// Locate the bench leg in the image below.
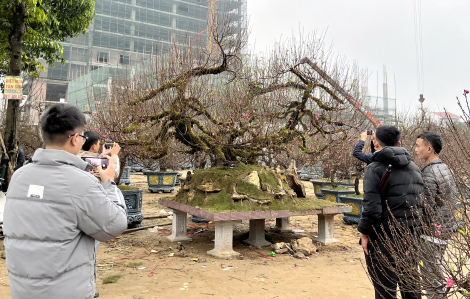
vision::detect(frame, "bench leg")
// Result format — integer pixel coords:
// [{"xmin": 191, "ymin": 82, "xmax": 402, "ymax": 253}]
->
[
  {"xmin": 275, "ymin": 217, "xmax": 291, "ymax": 232},
  {"xmin": 207, "ymin": 221, "xmax": 240, "ymax": 259},
  {"xmin": 314, "ymin": 214, "xmax": 339, "ymax": 245},
  {"xmin": 244, "ymin": 219, "xmax": 271, "ymax": 247},
  {"xmin": 167, "ymin": 210, "xmax": 192, "ymax": 242}
]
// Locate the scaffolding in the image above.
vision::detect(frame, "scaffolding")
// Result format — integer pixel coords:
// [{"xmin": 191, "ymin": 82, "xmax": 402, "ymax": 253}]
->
[{"xmin": 362, "ymin": 95, "xmax": 397, "ymax": 125}]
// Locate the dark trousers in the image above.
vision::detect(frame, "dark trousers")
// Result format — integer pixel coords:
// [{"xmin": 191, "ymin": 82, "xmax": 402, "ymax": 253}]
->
[{"xmin": 365, "ymin": 236, "xmax": 421, "ymax": 299}]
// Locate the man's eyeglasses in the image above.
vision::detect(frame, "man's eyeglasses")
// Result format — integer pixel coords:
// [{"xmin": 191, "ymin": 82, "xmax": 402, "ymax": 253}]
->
[{"xmin": 68, "ymin": 133, "xmax": 88, "ymax": 143}]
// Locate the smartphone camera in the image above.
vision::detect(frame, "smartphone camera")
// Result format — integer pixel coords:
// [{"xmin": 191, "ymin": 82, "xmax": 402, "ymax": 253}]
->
[
  {"xmin": 81, "ymin": 157, "xmax": 109, "ymax": 170},
  {"xmin": 367, "ymin": 130, "xmax": 373, "ymax": 135},
  {"xmin": 104, "ymin": 143, "xmax": 115, "ymax": 149}
]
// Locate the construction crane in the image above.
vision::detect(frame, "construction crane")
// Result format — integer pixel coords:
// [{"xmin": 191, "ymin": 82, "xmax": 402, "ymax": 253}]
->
[{"xmin": 300, "ymin": 57, "xmax": 382, "ymax": 128}]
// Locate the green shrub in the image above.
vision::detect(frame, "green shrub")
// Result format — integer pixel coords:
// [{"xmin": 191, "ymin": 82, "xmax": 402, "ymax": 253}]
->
[
  {"xmin": 126, "ymin": 262, "xmax": 143, "ymax": 268},
  {"xmin": 103, "ymin": 275, "xmax": 122, "ymax": 284}
]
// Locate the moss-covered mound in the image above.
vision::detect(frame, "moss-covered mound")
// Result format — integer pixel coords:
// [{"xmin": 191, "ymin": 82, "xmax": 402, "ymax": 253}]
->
[{"xmin": 173, "ymin": 163, "xmax": 339, "ymax": 213}]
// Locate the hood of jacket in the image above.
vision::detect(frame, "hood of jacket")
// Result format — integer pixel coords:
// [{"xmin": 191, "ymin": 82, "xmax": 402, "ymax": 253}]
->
[
  {"xmin": 372, "ymin": 146, "xmax": 411, "ymax": 168},
  {"xmin": 33, "ymin": 148, "xmax": 89, "ymax": 171}
]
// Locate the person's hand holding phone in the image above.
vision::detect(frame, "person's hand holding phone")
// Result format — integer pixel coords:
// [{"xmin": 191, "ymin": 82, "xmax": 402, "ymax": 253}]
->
[
  {"xmin": 102, "ymin": 143, "xmax": 120, "ymax": 156},
  {"xmin": 360, "ymin": 131, "xmax": 368, "ymax": 142},
  {"xmin": 102, "ymin": 144, "xmax": 112, "ymax": 156},
  {"xmin": 97, "ymin": 155, "xmax": 115, "ymax": 183},
  {"xmin": 80, "ymin": 153, "xmax": 95, "ymax": 174},
  {"xmin": 110, "ymin": 143, "xmax": 121, "ymax": 156}
]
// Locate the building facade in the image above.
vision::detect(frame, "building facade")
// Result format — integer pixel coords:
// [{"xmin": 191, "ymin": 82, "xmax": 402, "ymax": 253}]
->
[{"xmin": 38, "ymin": 0, "xmax": 246, "ymax": 106}]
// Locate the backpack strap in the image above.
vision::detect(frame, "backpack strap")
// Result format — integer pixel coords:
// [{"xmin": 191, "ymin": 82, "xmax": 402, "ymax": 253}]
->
[{"xmin": 379, "ymin": 164, "xmax": 392, "ymax": 195}]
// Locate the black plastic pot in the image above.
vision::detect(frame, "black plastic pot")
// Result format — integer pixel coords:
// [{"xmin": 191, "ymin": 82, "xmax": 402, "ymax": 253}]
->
[
  {"xmin": 338, "ymin": 195, "xmax": 364, "ymax": 224},
  {"xmin": 320, "ymin": 188, "xmax": 356, "ymax": 203},
  {"xmin": 310, "ymin": 180, "xmax": 331, "ymax": 199},
  {"xmin": 118, "ymin": 186, "xmax": 144, "ymax": 228},
  {"xmin": 119, "ymin": 167, "xmax": 131, "ymax": 185},
  {"xmin": 145, "ymin": 171, "xmax": 178, "ymax": 193}
]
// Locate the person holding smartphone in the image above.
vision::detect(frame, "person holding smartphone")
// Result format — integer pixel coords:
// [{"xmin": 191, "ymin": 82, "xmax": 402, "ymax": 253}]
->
[
  {"xmin": 3, "ymin": 104, "xmax": 127, "ymax": 299},
  {"xmin": 80, "ymin": 131, "xmax": 121, "ymax": 180},
  {"xmin": 353, "ymin": 130, "xmax": 376, "ymax": 164},
  {"xmin": 358, "ymin": 125, "xmax": 424, "ymax": 299}
]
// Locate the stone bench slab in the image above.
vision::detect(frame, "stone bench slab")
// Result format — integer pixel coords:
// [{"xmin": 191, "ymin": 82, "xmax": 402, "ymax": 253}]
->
[{"xmin": 158, "ymin": 199, "xmax": 352, "ymax": 258}]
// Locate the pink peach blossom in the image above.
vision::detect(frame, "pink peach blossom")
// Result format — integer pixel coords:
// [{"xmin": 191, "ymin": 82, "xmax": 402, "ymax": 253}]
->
[{"xmin": 447, "ymin": 278, "xmax": 454, "ymax": 288}]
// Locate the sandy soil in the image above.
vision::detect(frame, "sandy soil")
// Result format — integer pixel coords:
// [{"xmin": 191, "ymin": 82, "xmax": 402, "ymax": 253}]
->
[{"xmin": 0, "ymin": 173, "xmax": 375, "ymax": 299}]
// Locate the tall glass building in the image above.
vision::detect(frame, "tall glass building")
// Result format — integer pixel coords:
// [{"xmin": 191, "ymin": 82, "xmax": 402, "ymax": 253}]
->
[{"xmin": 39, "ymin": 0, "xmax": 246, "ymax": 104}]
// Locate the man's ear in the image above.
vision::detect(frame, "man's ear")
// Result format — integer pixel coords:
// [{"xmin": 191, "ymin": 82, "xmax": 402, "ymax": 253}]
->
[
  {"xmin": 429, "ymin": 145, "xmax": 435, "ymax": 154},
  {"xmin": 70, "ymin": 134, "xmax": 79, "ymax": 147},
  {"xmin": 397, "ymin": 141, "xmax": 401, "ymax": 147}
]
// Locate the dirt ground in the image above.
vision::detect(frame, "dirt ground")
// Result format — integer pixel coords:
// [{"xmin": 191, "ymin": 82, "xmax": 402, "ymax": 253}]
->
[{"xmin": 0, "ymin": 173, "xmax": 375, "ymax": 299}]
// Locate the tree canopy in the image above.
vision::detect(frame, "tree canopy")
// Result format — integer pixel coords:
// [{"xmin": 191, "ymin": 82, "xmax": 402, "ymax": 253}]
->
[{"xmin": 0, "ymin": 0, "xmax": 95, "ymax": 76}]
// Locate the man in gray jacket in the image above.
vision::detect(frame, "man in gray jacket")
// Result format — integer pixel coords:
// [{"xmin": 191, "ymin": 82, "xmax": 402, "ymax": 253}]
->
[
  {"xmin": 415, "ymin": 131, "xmax": 457, "ymax": 298},
  {"xmin": 4, "ymin": 104, "xmax": 128, "ymax": 299}
]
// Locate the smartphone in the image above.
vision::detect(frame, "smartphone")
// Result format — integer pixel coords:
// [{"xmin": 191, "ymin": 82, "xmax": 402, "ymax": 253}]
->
[
  {"xmin": 367, "ymin": 130, "xmax": 373, "ymax": 135},
  {"xmin": 104, "ymin": 143, "xmax": 115, "ymax": 149},
  {"xmin": 81, "ymin": 157, "xmax": 109, "ymax": 170}
]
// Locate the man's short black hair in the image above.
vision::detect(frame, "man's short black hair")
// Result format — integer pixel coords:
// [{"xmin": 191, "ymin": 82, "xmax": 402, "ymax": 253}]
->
[
  {"xmin": 417, "ymin": 131, "xmax": 443, "ymax": 154},
  {"xmin": 40, "ymin": 104, "xmax": 87, "ymax": 146},
  {"xmin": 375, "ymin": 125, "xmax": 401, "ymax": 147},
  {"xmin": 82, "ymin": 131, "xmax": 100, "ymax": 151}
]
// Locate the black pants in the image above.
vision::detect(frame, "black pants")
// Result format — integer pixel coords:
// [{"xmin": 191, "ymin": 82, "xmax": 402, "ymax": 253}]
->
[{"xmin": 365, "ymin": 236, "xmax": 421, "ymax": 299}]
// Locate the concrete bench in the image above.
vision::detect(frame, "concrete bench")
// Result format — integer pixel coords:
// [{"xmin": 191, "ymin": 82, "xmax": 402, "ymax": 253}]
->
[{"xmin": 159, "ymin": 199, "xmax": 352, "ymax": 259}]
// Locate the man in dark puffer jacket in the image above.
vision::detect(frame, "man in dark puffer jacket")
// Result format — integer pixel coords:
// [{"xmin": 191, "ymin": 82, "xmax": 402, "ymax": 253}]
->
[
  {"xmin": 415, "ymin": 132, "xmax": 457, "ymax": 298},
  {"xmin": 358, "ymin": 125, "xmax": 424, "ymax": 299}
]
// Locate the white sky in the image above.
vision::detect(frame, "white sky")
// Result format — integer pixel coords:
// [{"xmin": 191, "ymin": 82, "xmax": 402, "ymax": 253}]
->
[{"xmin": 247, "ymin": 0, "xmax": 470, "ymax": 116}]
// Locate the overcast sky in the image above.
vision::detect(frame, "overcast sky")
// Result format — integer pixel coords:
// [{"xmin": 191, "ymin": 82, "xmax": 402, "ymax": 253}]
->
[{"xmin": 247, "ymin": 0, "xmax": 470, "ymax": 116}]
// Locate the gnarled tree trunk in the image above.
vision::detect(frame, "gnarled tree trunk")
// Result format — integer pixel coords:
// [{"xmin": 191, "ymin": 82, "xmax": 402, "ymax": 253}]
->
[{"xmin": 3, "ymin": 2, "xmax": 26, "ymax": 189}]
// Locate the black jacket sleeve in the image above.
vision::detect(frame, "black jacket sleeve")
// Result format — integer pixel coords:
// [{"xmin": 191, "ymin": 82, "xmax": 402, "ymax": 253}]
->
[
  {"xmin": 14, "ymin": 148, "xmax": 25, "ymax": 170},
  {"xmin": 353, "ymin": 140, "xmax": 373, "ymax": 164},
  {"xmin": 358, "ymin": 165, "xmax": 383, "ymax": 235}
]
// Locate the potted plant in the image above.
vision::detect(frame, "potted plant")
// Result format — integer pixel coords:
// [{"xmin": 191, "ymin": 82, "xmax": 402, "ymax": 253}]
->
[
  {"xmin": 337, "ymin": 193, "xmax": 364, "ymax": 224},
  {"xmin": 119, "ymin": 166, "xmax": 131, "ymax": 185},
  {"xmin": 310, "ymin": 178, "xmax": 331, "ymax": 199},
  {"xmin": 321, "ymin": 185, "xmax": 355, "ymax": 203},
  {"xmin": 338, "ymin": 155, "xmax": 367, "ymax": 224},
  {"xmin": 117, "ymin": 185, "xmax": 143, "ymax": 228},
  {"xmin": 316, "ymin": 132, "xmax": 371, "ymax": 199},
  {"xmin": 145, "ymin": 171, "xmax": 179, "ymax": 193}
]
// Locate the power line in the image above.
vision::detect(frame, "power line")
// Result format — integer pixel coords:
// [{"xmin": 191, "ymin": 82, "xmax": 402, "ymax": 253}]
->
[{"xmin": 413, "ymin": 0, "xmax": 424, "ymax": 95}]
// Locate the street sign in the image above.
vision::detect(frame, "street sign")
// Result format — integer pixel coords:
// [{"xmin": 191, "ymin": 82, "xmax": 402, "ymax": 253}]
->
[{"xmin": 3, "ymin": 76, "xmax": 23, "ymax": 99}]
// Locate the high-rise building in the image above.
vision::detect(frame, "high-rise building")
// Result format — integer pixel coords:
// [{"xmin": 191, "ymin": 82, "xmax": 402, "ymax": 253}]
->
[{"xmin": 37, "ymin": 0, "xmax": 246, "ymax": 106}]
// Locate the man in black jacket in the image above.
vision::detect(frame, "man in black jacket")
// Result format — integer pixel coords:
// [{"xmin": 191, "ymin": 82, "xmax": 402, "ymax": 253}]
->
[{"xmin": 358, "ymin": 125, "xmax": 424, "ymax": 299}]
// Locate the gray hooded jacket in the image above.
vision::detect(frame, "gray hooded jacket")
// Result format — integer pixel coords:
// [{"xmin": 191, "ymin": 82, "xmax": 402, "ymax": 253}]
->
[
  {"xmin": 4, "ymin": 149, "xmax": 128, "ymax": 299},
  {"xmin": 421, "ymin": 159, "xmax": 457, "ymax": 239}
]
